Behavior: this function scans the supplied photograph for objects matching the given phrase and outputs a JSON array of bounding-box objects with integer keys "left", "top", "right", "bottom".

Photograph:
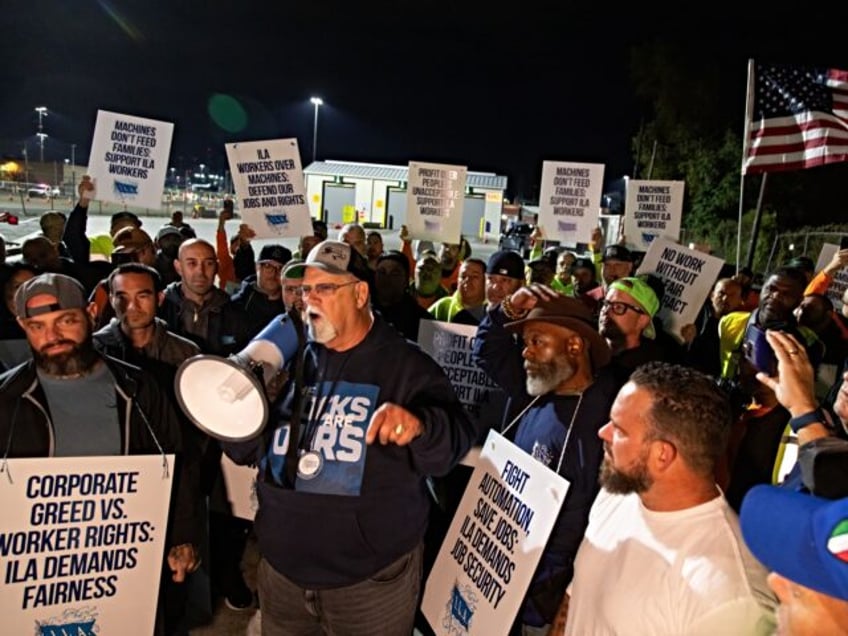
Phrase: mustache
[{"left": 39, "top": 339, "right": 77, "bottom": 353}]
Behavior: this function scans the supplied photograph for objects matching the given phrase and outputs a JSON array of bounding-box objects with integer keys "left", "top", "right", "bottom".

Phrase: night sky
[{"left": 3, "top": 2, "right": 846, "bottom": 200}]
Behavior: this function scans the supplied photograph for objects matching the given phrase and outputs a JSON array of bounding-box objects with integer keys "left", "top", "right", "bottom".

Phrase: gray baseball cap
[
  {"left": 14, "top": 273, "right": 87, "bottom": 318},
  {"left": 304, "top": 240, "right": 370, "bottom": 281}
]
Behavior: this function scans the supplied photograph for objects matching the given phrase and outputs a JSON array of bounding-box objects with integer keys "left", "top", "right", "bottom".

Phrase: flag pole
[
  {"left": 745, "top": 172, "right": 768, "bottom": 270},
  {"left": 737, "top": 58, "right": 756, "bottom": 273}
]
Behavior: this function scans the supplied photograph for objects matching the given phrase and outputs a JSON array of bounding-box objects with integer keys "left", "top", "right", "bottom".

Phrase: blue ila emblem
[
  {"left": 37, "top": 607, "right": 98, "bottom": 635},
  {"left": 641, "top": 233, "right": 657, "bottom": 245},
  {"left": 441, "top": 582, "right": 478, "bottom": 634},
  {"left": 112, "top": 180, "right": 138, "bottom": 196},
  {"left": 265, "top": 213, "right": 289, "bottom": 226}
]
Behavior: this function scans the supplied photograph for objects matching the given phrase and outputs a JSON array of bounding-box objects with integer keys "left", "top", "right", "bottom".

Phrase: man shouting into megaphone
[{"left": 223, "top": 239, "right": 481, "bottom": 635}]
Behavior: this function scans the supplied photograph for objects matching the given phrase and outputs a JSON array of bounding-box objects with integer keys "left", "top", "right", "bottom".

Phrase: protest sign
[
  {"left": 225, "top": 138, "right": 313, "bottom": 239},
  {"left": 537, "top": 161, "right": 604, "bottom": 245},
  {"left": 86, "top": 110, "right": 174, "bottom": 210},
  {"left": 0, "top": 455, "right": 173, "bottom": 635},
  {"left": 815, "top": 244, "right": 848, "bottom": 312},
  {"left": 406, "top": 161, "right": 467, "bottom": 243},
  {"left": 421, "top": 430, "right": 568, "bottom": 635},
  {"left": 623, "top": 180, "right": 685, "bottom": 251},
  {"left": 220, "top": 455, "right": 257, "bottom": 521},
  {"left": 637, "top": 238, "right": 724, "bottom": 342},
  {"left": 417, "top": 320, "right": 509, "bottom": 430}
]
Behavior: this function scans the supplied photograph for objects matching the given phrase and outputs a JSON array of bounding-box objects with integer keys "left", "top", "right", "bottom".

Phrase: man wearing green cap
[{"left": 599, "top": 276, "right": 664, "bottom": 385}]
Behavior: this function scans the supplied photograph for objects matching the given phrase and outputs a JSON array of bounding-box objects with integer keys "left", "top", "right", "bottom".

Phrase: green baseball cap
[{"left": 609, "top": 277, "right": 660, "bottom": 339}]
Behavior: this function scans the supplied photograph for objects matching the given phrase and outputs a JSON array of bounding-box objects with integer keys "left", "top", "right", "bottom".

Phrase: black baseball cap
[
  {"left": 602, "top": 245, "right": 633, "bottom": 263},
  {"left": 258, "top": 244, "right": 292, "bottom": 266},
  {"left": 486, "top": 250, "right": 525, "bottom": 280},
  {"left": 572, "top": 257, "right": 596, "bottom": 275}
]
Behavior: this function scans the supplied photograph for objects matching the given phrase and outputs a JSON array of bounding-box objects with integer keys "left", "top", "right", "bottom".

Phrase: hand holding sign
[
  {"left": 167, "top": 543, "right": 201, "bottom": 583},
  {"left": 78, "top": 175, "right": 95, "bottom": 205}
]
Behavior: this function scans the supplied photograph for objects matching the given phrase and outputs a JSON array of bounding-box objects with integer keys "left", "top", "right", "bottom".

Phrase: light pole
[
  {"left": 70, "top": 144, "right": 76, "bottom": 194},
  {"left": 36, "top": 133, "right": 48, "bottom": 164},
  {"left": 35, "top": 106, "right": 48, "bottom": 162},
  {"left": 310, "top": 97, "right": 323, "bottom": 164},
  {"left": 22, "top": 143, "right": 29, "bottom": 188}
]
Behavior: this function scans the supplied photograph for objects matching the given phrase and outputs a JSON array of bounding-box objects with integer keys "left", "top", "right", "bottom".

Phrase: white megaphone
[{"left": 174, "top": 312, "right": 302, "bottom": 441}]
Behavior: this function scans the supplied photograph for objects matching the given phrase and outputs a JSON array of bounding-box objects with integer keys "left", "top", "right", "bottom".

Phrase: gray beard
[
  {"left": 524, "top": 355, "right": 575, "bottom": 396},
  {"left": 306, "top": 317, "right": 337, "bottom": 344}
]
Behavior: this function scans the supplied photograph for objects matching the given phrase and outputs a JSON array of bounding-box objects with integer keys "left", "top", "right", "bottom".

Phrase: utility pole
[
  {"left": 70, "top": 144, "right": 77, "bottom": 194},
  {"left": 35, "top": 106, "right": 48, "bottom": 162}
]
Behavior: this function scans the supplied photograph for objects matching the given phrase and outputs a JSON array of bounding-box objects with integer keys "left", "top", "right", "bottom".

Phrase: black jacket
[
  {"left": 223, "top": 314, "right": 480, "bottom": 588},
  {"left": 230, "top": 275, "right": 286, "bottom": 338},
  {"left": 0, "top": 357, "right": 201, "bottom": 547},
  {"left": 159, "top": 282, "right": 251, "bottom": 356}
]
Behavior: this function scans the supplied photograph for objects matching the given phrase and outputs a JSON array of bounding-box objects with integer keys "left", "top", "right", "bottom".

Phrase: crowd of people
[{"left": 1, "top": 177, "right": 848, "bottom": 635}]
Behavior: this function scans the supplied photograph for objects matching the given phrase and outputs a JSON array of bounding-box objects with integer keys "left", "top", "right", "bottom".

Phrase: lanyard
[{"left": 502, "top": 392, "right": 585, "bottom": 476}]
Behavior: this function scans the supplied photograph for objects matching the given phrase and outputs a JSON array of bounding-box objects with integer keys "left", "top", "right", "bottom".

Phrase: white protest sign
[
  {"left": 220, "top": 455, "right": 257, "bottom": 521},
  {"left": 537, "top": 161, "right": 605, "bottom": 245},
  {"left": 623, "top": 180, "right": 685, "bottom": 251},
  {"left": 417, "top": 320, "right": 509, "bottom": 429},
  {"left": 421, "top": 430, "right": 569, "bottom": 635},
  {"left": 0, "top": 455, "right": 174, "bottom": 635},
  {"left": 406, "top": 161, "right": 467, "bottom": 244},
  {"left": 637, "top": 238, "right": 724, "bottom": 343},
  {"left": 225, "top": 138, "right": 313, "bottom": 239},
  {"left": 815, "top": 244, "right": 848, "bottom": 312},
  {"left": 87, "top": 110, "right": 174, "bottom": 210}
]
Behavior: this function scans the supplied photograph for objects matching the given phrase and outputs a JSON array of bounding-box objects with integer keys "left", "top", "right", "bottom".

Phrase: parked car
[
  {"left": 498, "top": 222, "right": 534, "bottom": 258},
  {"left": 26, "top": 184, "right": 60, "bottom": 198}
]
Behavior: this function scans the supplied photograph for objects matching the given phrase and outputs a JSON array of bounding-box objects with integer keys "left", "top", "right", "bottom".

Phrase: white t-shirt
[{"left": 564, "top": 489, "right": 776, "bottom": 636}]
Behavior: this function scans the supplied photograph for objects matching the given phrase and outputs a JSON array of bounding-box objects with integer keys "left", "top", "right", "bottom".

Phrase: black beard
[
  {"left": 599, "top": 456, "right": 653, "bottom": 494},
  {"left": 599, "top": 317, "right": 626, "bottom": 347},
  {"left": 34, "top": 337, "right": 100, "bottom": 377}
]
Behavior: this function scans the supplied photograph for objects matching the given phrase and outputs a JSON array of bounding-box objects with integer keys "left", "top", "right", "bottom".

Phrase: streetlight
[
  {"left": 36, "top": 133, "right": 48, "bottom": 163},
  {"left": 35, "top": 106, "right": 48, "bottom": 162},
  {"left": 22, "top": 143, "right": 29, "bottom": 188},
  {"left": 310, "top": 97, "right": 323, "bottom": 164},
  {"left": 70, "top": 144, "right": 76, "bottom": 195}
]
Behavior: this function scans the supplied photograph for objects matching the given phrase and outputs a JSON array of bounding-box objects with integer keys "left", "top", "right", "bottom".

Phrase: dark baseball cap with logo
[
  {"left": 304, "top": 240, "right": 370, "bottom": 281},
  {"left": 602, "top": 245, "right": 634, "bottom": 263},
  {"left": 572, "top": 257, "right": 596, "bottom": 275},
  {"left": 258, "top": 244, "right": 293, "bottom": 267},
  {"left": 14, "top": 273, "right": 87, "bottom": 318},
  {"left": 486, "top": 250, "right": 525, "bottom": 280}
]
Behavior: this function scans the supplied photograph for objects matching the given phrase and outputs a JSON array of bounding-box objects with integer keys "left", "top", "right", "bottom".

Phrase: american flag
[{"left": 742, "top": 62, "right": 848, "bottom": 174}]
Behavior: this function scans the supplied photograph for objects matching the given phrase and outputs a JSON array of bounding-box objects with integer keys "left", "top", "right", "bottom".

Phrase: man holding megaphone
[{"left": 211, "top": 239, "right": 479, "bottom": 635}]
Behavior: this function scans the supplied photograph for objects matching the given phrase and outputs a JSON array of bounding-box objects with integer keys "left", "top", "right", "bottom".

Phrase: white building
[{"left": 303, "top": 160, "right": 508, "bottom": 239}]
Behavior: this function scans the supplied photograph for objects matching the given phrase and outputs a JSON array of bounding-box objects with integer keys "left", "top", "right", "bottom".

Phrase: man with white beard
[
  {"left": 222, "top": 240, "right": 479, "bottom": 635},
  {"left": 473, "top": 286, "right": 618, "bottom": 634}
]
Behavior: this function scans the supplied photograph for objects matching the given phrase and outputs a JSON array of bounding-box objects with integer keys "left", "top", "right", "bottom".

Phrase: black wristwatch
[{"left": 789, "top": 408, "right": 831, "bottom": 434}]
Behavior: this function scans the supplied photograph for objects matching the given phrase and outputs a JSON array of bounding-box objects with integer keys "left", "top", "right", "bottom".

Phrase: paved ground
[
  {"left": 190, "top": 533, "right": 261, "bottom": 635},
  {"left": 0, "top": 197, "right": 500, "bottom": 262}
]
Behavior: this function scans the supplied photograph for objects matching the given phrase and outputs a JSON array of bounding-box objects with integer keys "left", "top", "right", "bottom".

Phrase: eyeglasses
[
  {"left": 259, "top": 262, "right": 283, "bottom": 273},
  {"left": 299, "top": 281, "right": 358, "bottom": 298},
  {"left": 600, "top": 299, "right": 645, "bottom": 316},
  {"left": 283, "top": 285, "right": 303, "bottom": 295}
]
